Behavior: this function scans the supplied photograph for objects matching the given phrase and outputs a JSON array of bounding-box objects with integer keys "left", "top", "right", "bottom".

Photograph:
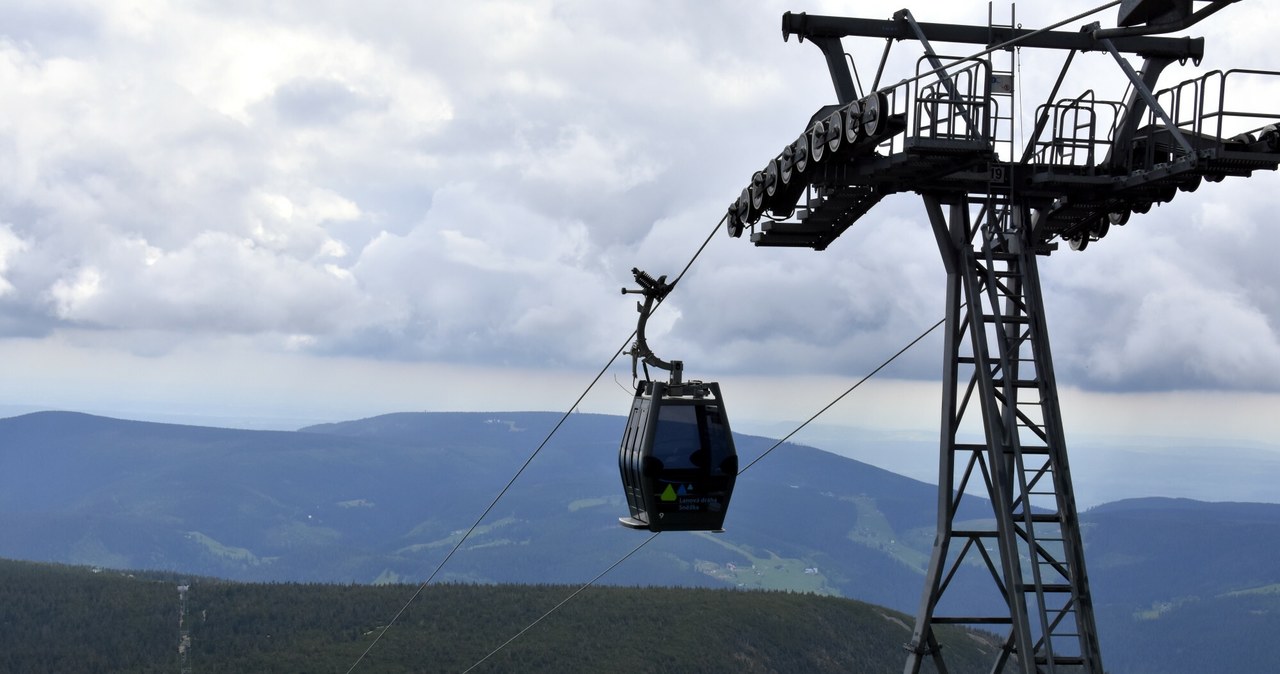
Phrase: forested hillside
[{"left": 0, "top": 559, "right": 999, "bottom": 673}]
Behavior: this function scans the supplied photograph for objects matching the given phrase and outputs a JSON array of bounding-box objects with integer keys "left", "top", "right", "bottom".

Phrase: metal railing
[
  {"left": 1156, "top": 68, "right": 1280, "bottom": 142},
  {"left": 912, "top": 57, "right": 992, "bottom": 145},
  {"left": 1031, "top": 91, "right": 1124, "bottom": 168}
]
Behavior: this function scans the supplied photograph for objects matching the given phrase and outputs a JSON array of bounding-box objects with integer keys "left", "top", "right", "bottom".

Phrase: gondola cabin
[{"left": 617, "top": 379, "right": 738, "bottom": 532}]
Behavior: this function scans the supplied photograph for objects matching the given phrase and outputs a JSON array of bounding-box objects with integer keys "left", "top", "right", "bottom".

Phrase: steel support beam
[
  {"left": 782, "top": 11, "right": 1204, "bottom": 60},
  {"left": 904, "top": 195, "right": 1103, "bottom": 673}
]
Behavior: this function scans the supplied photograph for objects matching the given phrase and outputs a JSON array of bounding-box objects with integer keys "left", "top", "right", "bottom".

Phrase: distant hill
[
  {"left": 0, "top": 410, "right": 980, "bottom": 612},
  {"left": 1, "top": 410, "right": 1278, "bottom": 672},
  {"left": 1082, "top": 497, "right": 1280, "bottom": 674},
  {"left": 0, "top": 558, "right": 1001, "bottom": 673}
]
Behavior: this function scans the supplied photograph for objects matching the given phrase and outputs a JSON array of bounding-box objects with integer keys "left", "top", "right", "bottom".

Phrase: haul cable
[
  {"left": 460, "top": 532, "right": 660, "bottom": 673},
  {"left": 434, "top": 3, "right": 1130, "bottom": 668},
  {"left": 458, "top": 312, "right": 949, "bottom": 671},
  {"left": 344, "top": 215, "right": 725, "bottom": 673}
]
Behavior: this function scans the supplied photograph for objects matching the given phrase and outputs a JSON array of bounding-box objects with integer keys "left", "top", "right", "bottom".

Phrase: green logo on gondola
[{"left": 660, "top": 484, "right": 678, "bottom": 502}]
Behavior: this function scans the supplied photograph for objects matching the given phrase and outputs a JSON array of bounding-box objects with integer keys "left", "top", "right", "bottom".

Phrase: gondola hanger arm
[{"left": 621, "top": 267, "right": 684, "bottom": 386}]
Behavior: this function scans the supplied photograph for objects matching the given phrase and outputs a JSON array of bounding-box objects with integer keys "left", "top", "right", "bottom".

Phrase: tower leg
[{"left": 904, "top": 194, "right": 1103, "bottom": 673}]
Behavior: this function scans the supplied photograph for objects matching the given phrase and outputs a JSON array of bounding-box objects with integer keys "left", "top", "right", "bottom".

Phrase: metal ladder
[
  {"left": 905, "top": 195, "right": 1104, "bottom": 672},
  {"left": 976, "top": 217, "right": 1101, "bottom": 671},
  {"left": 988, "top": 2, "right": 1017, "bottom": 164}
]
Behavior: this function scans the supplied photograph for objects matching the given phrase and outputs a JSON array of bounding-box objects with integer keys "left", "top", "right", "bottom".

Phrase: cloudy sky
[{"left": 0, "top": 0, "right": 1277, "bottom": 465}]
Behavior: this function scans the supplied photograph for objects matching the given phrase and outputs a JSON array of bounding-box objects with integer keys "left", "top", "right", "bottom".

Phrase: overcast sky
[{"left": 0, "top": 1, "right": 1277, "bottom": 456}]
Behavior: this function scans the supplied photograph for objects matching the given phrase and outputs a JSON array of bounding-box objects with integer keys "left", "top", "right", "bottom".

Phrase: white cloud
[
  {"left": 340, "top": 182, "right": 631, "bottom": 364},
  {"left": 247, "top": 188, "right": 358, "bottom": 258},
  {"left": 1043, "top": 171, "right": 1280, "bottom": 391},
  {"left": 49, "top": 266, "right": 102, "bottom": 318},
  {"left": 0, "top": 224, "right": 29, "bottom": 295},
  {"left": 0, "top": 0, "right": 1276, "bottom": 412}
]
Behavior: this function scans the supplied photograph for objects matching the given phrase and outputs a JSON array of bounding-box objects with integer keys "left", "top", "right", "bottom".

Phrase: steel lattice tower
[{"left": 724, "top": 2, "right": 1273, "bottom": 671}]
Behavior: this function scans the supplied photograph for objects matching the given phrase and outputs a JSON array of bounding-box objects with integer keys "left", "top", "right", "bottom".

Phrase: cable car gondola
[
  {"left": 616, "top": 268, "right": 738, "bottom": 533},
  {"left": 618, "top": 378, "right": 737, "bottom": 532}
]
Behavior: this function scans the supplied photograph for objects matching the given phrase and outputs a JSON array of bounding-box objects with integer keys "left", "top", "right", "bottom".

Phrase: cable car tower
[{"left": 725, "top": 1, "right": 1275, "bottom": 671}]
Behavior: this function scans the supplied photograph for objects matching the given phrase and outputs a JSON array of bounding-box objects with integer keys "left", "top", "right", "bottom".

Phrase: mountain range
[{"left": 1, "top": 410, "right": 1277, "bottom": 672}]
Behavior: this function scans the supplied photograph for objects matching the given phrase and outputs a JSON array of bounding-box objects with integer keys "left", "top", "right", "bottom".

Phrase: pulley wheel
[
  {"left": 843, "top": 100, "right": 863, "bottom": 145},
  {"left": 809, "top": 121, "right": 827, "bottom": 164},
  {"left": 1264, "top": 125, "right": 1280, "bottom": 151},
  {"left": 749, "top": 171, "right": 765, "bottom": 211},
  {"left": 1068, "top": 235, "right": 1089, "bottom": 251},
  {"left": 824, "top": 109, "right": 843, "bottom": 154},
  {"left": 726, "top": 202, "right": 744, "bottom": 237},
  {"left": 1108, "top": 210, "right": 1130, "bottom": 226},
  {"left": 780, "top": 145, "right": 796, "bottom": 184},
  {"left": 862, "top": 91, "right": 887, "bottom": 138},
  {"left": 739, "top": 187, "right": 758, "bottom": 224},
  {"left": 791, "top": 135, "right": 809, "bottom": 174},
  {"left": 764, "top": 159, "right": 780, "bottom": 197},
  {"left": 729, "top": 193, "right": 748, "bottom": 229},
  {"left": 1091, "top": 217, "right": 1110, "bottom": 239}
]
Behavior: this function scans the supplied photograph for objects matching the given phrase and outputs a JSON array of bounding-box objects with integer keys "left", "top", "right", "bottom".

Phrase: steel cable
[
  {"left": 458, "top": 312, "right": 948, "bottom": 671},
  {"left": 435, "top": 5, "right": 1129, "bottom": 669},
  {"left": 460, "top": 532, "right": 661, "bottom": 673},
  {"left": 738, "top": 314, "right": 947, "bottom": 475},
  {"left": 344, "top": 215, "right": 725, "bottom": 673}
]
